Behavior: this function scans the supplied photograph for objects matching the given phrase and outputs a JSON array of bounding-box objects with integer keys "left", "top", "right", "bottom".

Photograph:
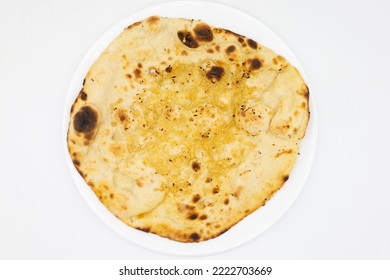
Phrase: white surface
[
  {"left": 0, "top": 0, "right": 389, "bottom": 259},
  {"left": 63, "top": 1, "right": 317, "bottom": 256}
]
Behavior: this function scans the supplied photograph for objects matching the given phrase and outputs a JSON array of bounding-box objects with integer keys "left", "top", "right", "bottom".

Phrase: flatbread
[{"left": 67, "top": 16, "right": 309, "bottom": 242}]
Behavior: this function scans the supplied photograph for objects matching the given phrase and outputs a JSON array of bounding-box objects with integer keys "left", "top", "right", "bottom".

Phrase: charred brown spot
[
  {"left": 177, "top": 31, "right": 199, "bottom": 48},
  {"left": 205, "top": 177, "right": 213, "bottom": 183},
  {"left": 181, "top": 50, "right": 188, "bottom": 56},
  {"left": 193, "top": 23, "right": 213, "bottom": 42},
  {"left": 218, "top": 228, "right": 229, "bottom": 237},
  {"left": 275, "top": 149, "right": 293, "bottom": 158},
  {"left": 224, "top": 29, "right": 240, "bottom": 37},
  {"left": 121, "top": 204, "right": 130, "bottom": 210},
  {"left": 301, "top": 85, "right": 310, "bottom": 99},
  {"left": 189, "top": 232, "right": 200, "bottom": 241},
  {"left": 215, "top": 45, "right": 220, "bottom": 52},
  {"left": 118, "top": 111, "right": 126, "bottom": 122},
  {"left": 125, "top": 73, "right": 132, "bottom": 79},
  {"left": 109, "top": 193, "right": 114, "bottom": 199},
  {"left": 73, "top": 106, "right": 98, "bottom": 136},
  {"left": 272, "top": 55, "right": 286, "bottom": 66},
  {"left": 185, "top": 204, "right": 195, "bottom": 210},
  {"left": 137, "top": 63, "right": 143, "bottom": 68},
  {"left": 165, "top": 65, "right": 172, "bottom": 73},
  {"left": 192, "top": 194, "right": 201, "bottom": 203},
  {"left": 247, "top": 39, "right": 258, "bottom": 49},
  {"left": 192, "top": 161, "right": 201, "bottom": 172},
  {"left": 207, "top": 48, "right": 214, "bottom": 53},
  {"left": 73, "top": 159, "right": 80, "bottom": 166},
  {"left": 146, "top": 16, "right": 160, "bottom": 24},
  {"left": 199, "top": 214, "right": 208, "bottom": 220},
  {"left": 70, "top": 103, "right": 76, "bottom": 114},
  {"left": 126, "top": 21, "right": 141, "bottom": 29},
  {"left": 233, "top": 186, "right": 243, "bottom": 198},
  {"left": 224, "top": 198, "right": 230, "bottom": 205},
  {"left": 80, "top": 89, "right": 88, "bottom": 101},
  {"left": 212, "top": 186, "right": 220, "bottom": 194},
  {"left": 250, "top": 58, "right": 262, "bottom": 70},
  {"left": 135, "top": 178, "right": 143, "bottom": 188},
  {"left": 206, "top": 66, "right": 225, "bottom": 83},
  {"left": 134, "top": 68, "right": 141, "bottom": 78},
  {"left": 225, "top": 45, "right": 236, "bottom": 54},
  {"left": 75, "top": 167, "right": 85, "bottom": 179},
  {"left": 187, "top": 213, "right": 198, "bottom": 220},
  {"left": 136, "top": 227, "right": 151, "bottom": 233},
  {"left": 237, "top": 37, "right": 244, "bottom": 43},
  {"left": 283, "top": 175, "right": 290, "bottom": 182}
]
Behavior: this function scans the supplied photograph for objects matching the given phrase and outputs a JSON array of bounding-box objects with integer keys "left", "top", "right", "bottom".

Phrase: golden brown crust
[{"left": 67, "top": 16, "right": 309, "bottom": 242}]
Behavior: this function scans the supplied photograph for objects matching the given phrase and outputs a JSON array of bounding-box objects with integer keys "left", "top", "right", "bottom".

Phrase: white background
[{"left": 0, "top": 0, "right": 389, "bottom": 259}]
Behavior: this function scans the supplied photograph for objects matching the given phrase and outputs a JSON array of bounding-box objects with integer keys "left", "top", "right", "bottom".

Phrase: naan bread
[{"left": 67, "top": 16, "right": 309, "bottom": 242}]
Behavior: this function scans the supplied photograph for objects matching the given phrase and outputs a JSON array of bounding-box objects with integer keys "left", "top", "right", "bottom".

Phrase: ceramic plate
[{"left": 63, "top": 1, "right": 317, "bottom": 256}]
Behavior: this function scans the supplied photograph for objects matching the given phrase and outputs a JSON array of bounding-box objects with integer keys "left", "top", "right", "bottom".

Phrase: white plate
[{"left": 63, "top": 1, "right": 317, "bottom": 256}]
